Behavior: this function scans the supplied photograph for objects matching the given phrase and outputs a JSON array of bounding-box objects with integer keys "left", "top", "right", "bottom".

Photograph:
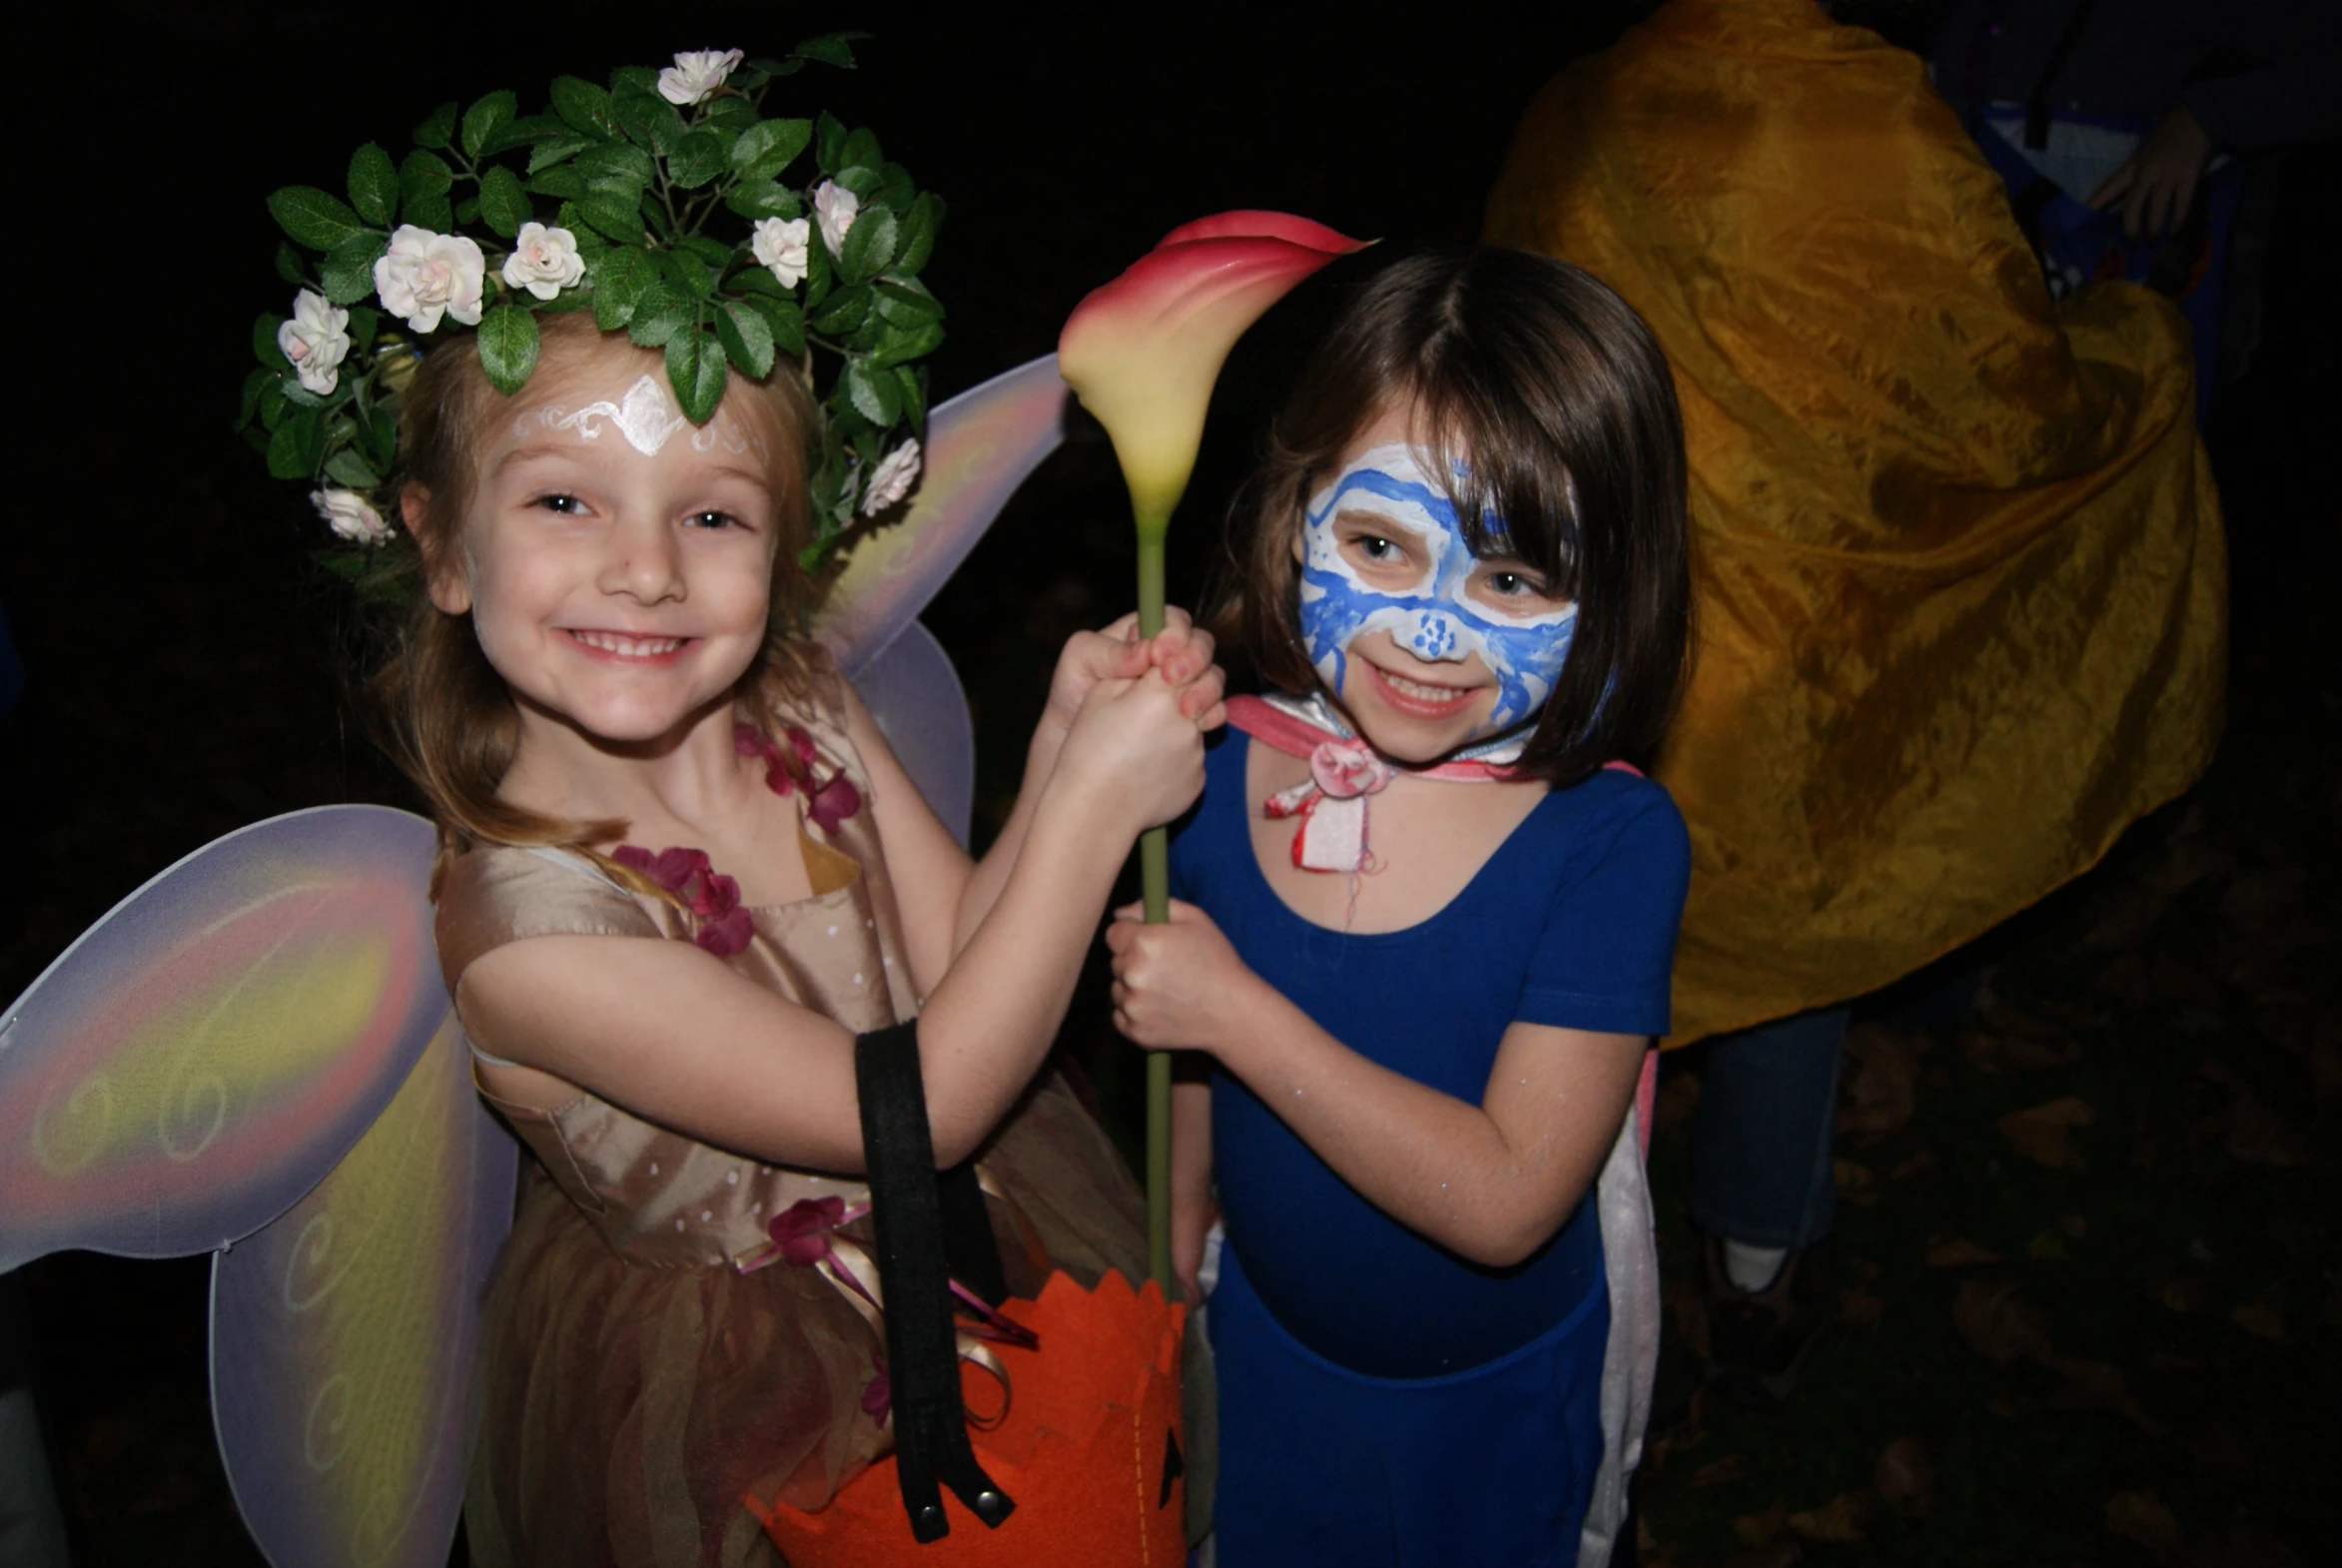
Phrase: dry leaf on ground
[
  {"left": 1787, "top": 1493, "right": 1869, "bottom": 1544},
  {"left": 1838, "top": 1286, "right": 1886, "bottom": 1329},
  {"left": 1719, "top": 1545, "right": 1803, "bottom": 1568},
  {"left": 1691, "top": 1454, "right": 1747, "bottom": 1488},
  {"left": 2225, "top": 1093, "right": 2307, "bottom": 1168},
  {"left": 2044, "top": 1356, "right": 2166, "bottom": 1436},
  {"left": 1874, "top": 1436, "right": 1937, "bottom": 1517},
  {"left": 1839, "top": 1027, "right": 1926, "bottom": 1143},
  {"left": 1997, "top": 1096, "right": 2096, "bottom": 1169},
  {"left": 1733, "top": 1504, "right": 1789, "bottom": 1547},
  {"left": 2106, "top": 1490, "right": 2184, "bottom": 1564},
  {"left": 2231, "top": 1302, "right": 2288, "bottom": 1342},
  {"left": 1926, "top": 1238, "right": 2005, "bottom": 1267},
  {"left": 1952, "top": 1277, "right": 2052, "bottom": 1363}
]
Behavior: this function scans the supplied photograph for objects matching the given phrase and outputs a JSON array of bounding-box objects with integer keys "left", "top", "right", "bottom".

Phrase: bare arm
[
  {"left": 1109, "top": 901, "right": 1645, "bottom": 1267},
  {"left": 1170, "top": 1072, "right": 1214, "bottom": 1298},
  {"left": 461, "top": 669, "right": 1209, "bottom": 1171},
  {"left": 949, "top": 613, "right": 1224, "bottom": 960}
]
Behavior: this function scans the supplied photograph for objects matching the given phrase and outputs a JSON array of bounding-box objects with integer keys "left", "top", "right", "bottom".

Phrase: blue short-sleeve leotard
[{"left": 1170, "top": 724, "right": 1688, "bottom": 1568}]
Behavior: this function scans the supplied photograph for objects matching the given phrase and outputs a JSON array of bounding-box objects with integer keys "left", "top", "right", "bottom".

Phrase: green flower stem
[{"left": 1136, "top": 509, "right": 1172, "bottom": 1290}]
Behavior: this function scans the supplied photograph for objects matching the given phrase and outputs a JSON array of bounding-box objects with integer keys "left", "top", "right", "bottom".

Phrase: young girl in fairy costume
[
  {"left": 390, "top": 304, "right": 1217, "bottom": 1563},
  {"left": 394, "top": 302, "right": 1222, "bottom": 1567},
  {"left": 1108, "top": 249, "right": 1692, "bottom": 1567}
]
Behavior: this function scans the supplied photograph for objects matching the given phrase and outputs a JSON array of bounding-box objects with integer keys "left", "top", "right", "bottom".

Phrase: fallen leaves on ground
[
  {"left": 1996, "top": 1096, "right": 2096, "bottom": 1169},
  {"left": 1874, "top": 1437, "right": 1936, "bottom": 1517},
  {"left": 1691, "top": 1454, "right": 1747, "bottom": 1488},
  {"left": 1839, "top": 1026, "right": 1927, "bottom": 1143},
  {"left": 1925, "top": 1238, "right": 2004, "bottom": 1267},
  {"left": 1786, "top": 1492, "right": 1868, "bottom": 1544},
  {"left": 2042, "top": 1356, "right": 2165, "bottom": 1435},
  {"left": 2107, "top": 1490, "right": 2184, "bottom": 1563},
  {"left": 2224, "top": 1092, "right": 2307, "bottom": 1168},
  {"left": 1952, "top": 1277, "right": 2053, "bottom": 1363},
  {"left": 1837, "top": 1286, "right": 1886, "bottom": 1329},
  {"left": 2229, "top": 1301, "right": 2288, "bottom": 1341}
]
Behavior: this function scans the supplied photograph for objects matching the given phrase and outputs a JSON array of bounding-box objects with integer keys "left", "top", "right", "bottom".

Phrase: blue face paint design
[{"left": 1296, "top": 443, "right": 1576, "bottom": 733}]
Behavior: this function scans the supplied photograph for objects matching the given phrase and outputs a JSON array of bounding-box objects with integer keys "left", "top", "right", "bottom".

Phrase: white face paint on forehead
[
  {"left": 1297, "top": 442, "right": 1577, "bottom": 732},
  {"left": 512, "top": 372, "right": 763, "bottom": 458}
]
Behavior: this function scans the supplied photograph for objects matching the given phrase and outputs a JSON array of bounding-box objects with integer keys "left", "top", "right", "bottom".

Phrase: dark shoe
[{"left": 1702, "top": 1236, "right": 1836, "bottom": 1408}]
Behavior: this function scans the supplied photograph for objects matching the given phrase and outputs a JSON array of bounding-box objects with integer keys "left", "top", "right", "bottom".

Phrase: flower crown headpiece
[{"left": 241, "top": 37, "right": 941, "bottom": 569}]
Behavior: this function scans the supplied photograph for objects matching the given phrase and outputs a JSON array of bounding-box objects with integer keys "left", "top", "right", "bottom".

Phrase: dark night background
[{"left": 4, "top": 2, "right": 2334, "bottom": 1563}]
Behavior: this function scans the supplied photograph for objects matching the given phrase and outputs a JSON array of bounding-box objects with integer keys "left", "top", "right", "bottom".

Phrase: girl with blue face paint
[{"left": 1107, "top": 249, "right": 1693, "bottom": 1568}]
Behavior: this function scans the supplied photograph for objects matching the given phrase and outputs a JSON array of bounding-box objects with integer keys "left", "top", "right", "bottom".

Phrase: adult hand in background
[{"left": 2091, "top": 103, "right": 2211, "bottom": 241}]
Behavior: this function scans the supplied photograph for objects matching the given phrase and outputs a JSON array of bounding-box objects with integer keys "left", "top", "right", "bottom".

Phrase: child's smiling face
[
  {"left": 1295, "top": 404, "right": 1578, "bottom": 762},
  {"left": 424, "top": 336, "right": 783, "bottom": 749}
]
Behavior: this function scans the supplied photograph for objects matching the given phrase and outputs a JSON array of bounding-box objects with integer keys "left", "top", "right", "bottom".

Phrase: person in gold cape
[{"left": 1485, "top": 0, "right": 2224, "bottom": 1401}]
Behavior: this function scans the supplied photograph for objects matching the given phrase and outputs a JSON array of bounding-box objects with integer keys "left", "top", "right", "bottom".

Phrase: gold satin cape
[{"left": 1485, "top": 0, "right": 2225, "bottom": 1044}]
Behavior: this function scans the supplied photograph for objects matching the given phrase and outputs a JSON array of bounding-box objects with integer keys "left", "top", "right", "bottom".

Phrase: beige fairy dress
[{"left": 434, "top": 669, "right": 1150, "bottom": 1568}]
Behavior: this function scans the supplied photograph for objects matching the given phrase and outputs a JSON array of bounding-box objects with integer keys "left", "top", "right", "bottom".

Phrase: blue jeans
[{"left": 1686, "top": 1007, "right": 1850, "bottom": 1250}]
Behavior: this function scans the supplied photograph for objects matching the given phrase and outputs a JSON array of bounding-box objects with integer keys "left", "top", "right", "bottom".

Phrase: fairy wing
[
  {"left": 0, "top": 804, "right": 509, "bottom": 1568},
  {"left": 815, "top": 352, "right": 1071, "bottom": 676},
  {"left": 819, "top": 355, "right": 1070, "bottom": 845}
]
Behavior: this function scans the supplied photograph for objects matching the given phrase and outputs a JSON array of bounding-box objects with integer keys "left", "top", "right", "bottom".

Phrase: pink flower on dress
[
  {"left": 769, "top": 1194, "right": 851, "bottom": 1266},
  {"left": 611, "top": 844, "right": 754, "bottom": 957},
  {"left": 735, "top": 721, "right": 862, "bottom": 832}
]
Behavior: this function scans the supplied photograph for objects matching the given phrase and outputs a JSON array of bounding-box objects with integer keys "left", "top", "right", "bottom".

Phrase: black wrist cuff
[{"left": 854, "top": 1018, "right": 1015, "bottom": 1542}]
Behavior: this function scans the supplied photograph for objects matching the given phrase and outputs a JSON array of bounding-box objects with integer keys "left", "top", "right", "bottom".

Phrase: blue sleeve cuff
[{"left": 1514, "top": 986, "right": 1670, "bottom": 1039}]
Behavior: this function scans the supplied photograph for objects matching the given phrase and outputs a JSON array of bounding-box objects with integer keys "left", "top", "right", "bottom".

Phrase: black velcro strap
[
  {"left": 855, "top": 1020, "right": 1015, "bottom": 1542},
  {"left": 938, "top": 1161, "right": 1009, "bottom": 1308}
]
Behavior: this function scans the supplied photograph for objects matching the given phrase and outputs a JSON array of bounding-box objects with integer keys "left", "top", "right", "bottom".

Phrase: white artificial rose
[
  {"left": 499, "top": 222, "right": 586, "bottom": 301},
  {"left": 374, "top": 225, "right": 486, "bottom": 333},
  {"left": 862, "top": 438, "right": 922, "bottom": 515},
  {"left": 277, "top": 289, "right": 351, "bottom": 395},
  {"left": 751, "top": 217, "right": 811, "bottom": 289},
  {"left": 814, "top": 181, "right": 859, "bottom": 258},
  {"left": 658, "top": 48, "right": 743, "bottom": 106},
  {"left": 311, "top": 487, "right": 393, "bottom": 546}
]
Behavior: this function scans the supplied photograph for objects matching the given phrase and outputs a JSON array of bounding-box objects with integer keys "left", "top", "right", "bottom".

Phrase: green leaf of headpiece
[
  {"left": 716, "top": 300, "right": 777, "bottom": 380},
  {"left": 526, "top": 134, "right": 599, "bottom": 174},
  {"left": 612, "top": 91, "right": 685, "bottom": 158},
  {"left": 732, "top": 118, "right": 813, "bottom": 181},
  {"left": 325, "top": 449, "right": 383, "bottom": 489},
  {"left": 574, "top": 191, "right": 647, "bottom": 245},
  {"left": 400, "top": 150, "right": 455, "bottom": 231},
  {"left": 348, "top": 143, "right": 398, "bottom": 227},
  {"left": 549, "top": 76, "right": 621, "bottom": 142},
  {"left": 841, "top": 357, "right": 899, "bottom": 424},
  {"left": 319, "top": 231, "right": 389, "bottom": 306},
  {"left": 269, "top": 186, "right": 368, "bottom": 252},
  {"left": 666, "top": 326, "right": 728, "bottom": 423},
  {"left": 460, "top": 91, "right": 518, "bottom": 159},
  {"left": 628, "top": 287, "right": 693, "bottom": 348},
  {"left": 590, "top": 247, "right": 647, "bottom": 330},
  {"left": 479, "top": 114, "right": 568, "bottom": 157},
  {"left": 476, "top": 303, "right": 542, "bottom": 394},
  {"left": 725, "top": 180, "right": 801, "bottom": 221},
  {"left": 668, "top": 129, "right": 728, "bottom": 190},
  {"left": 412, "top": 102, "right": 458, "bottom": 151},
  {"left": 814, "top": 112, "right": 847, "bottom": 175},
  {"left": 894, "top": 192, "right": 944, "bottom": 276},
  {"left": 743, "top": 293, "right": 806, "bottom": 357},
  {"left": 267, "top": 405, "right": 328, "bottom": 479},
  {"left": 274, "top": 244, "right": 309, "bottom": 287},
  {"left": 794, "top": 32, "right": 868, "bottom": 70},
  {"left": 477, "top": 165, "right": 532, "bottom": 239},
  {"left": 838, "top": 206, "right": 898, "bottom": 284}
]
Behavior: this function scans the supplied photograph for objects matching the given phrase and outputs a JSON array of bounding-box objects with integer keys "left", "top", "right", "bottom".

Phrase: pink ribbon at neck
[{"left": 1226, "top": 695, "right": 1517, "bottom": 876}]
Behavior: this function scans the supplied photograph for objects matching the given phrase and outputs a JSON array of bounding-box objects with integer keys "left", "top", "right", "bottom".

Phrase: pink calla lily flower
[
  {"left": 1058, "top": 210, "right": 1364, "bottom": 1289},
  {"left": 1059, "top": 212, "right": 1367, "bottom": 525}
]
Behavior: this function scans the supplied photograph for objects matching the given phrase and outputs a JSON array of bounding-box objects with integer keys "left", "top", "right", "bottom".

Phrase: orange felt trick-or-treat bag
[{"left": 751, "top": 1268, "right": 1188, "bottom": 1566}]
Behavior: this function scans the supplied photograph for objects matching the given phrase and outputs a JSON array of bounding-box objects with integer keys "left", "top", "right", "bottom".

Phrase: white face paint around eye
[
  {"left": 514, "top": 373, "right": 762, "bottom": 458},
  {"left": 1297, "top": 442, "right": 1576, "bottom": 732}
]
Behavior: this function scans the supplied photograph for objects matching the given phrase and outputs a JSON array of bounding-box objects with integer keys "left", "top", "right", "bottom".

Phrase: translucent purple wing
[
  {"left": 0, "top": 806, "right": 446, "bottom": 1272},
  {"left": 815, "top": 353, "right": 1070, "bottom": 675},
  {"left": 210, "top": 1010, "right": 515, "bottom": 1568},
  {"left": 850, "top": 619, "right": 976, "bottom": 847}
]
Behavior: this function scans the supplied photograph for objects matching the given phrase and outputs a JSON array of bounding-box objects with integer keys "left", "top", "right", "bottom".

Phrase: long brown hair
[
  {"left": 367, "top": 314, "right": 824, "bottom": 874},
  {"left": 1227, "top": 248, "right": 1691, "bottom": 781}
]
